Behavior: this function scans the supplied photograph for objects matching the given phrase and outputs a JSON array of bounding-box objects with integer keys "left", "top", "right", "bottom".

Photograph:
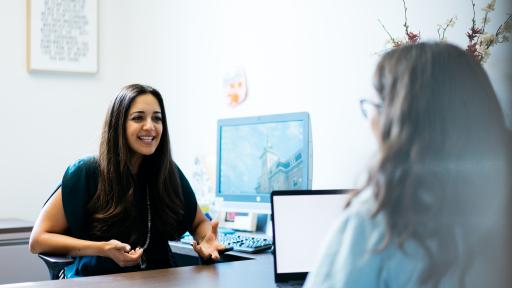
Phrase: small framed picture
[{"left": 26, "top": 0, "right": 98, "bottom": 73}]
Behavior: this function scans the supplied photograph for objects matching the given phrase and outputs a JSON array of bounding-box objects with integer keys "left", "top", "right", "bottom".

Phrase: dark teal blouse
[{"left": 54, "top": 156, "right": 197, "bottom": 277}]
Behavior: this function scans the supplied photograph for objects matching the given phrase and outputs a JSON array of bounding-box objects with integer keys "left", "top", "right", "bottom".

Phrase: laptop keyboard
[{"left": 180, "top": 232, "right": 273, "bottom": 253}]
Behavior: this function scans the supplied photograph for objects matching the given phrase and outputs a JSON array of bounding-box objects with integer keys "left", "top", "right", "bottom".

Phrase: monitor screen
[{"left": 216, "top": 112, "right": 312, "bottom": 205}]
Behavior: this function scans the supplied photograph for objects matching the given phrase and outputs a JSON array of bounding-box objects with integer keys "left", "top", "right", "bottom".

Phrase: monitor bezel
[{"left": 215, "top": 112, "right": 311, "bottom": 204}]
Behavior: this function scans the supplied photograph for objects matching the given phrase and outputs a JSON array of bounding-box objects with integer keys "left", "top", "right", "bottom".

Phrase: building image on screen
[
  {"left": 220, "top": 122, "right": 304, "bottom": 195},
  {"left": 219, "top": 117, "right": 308, "bottom": 199}
]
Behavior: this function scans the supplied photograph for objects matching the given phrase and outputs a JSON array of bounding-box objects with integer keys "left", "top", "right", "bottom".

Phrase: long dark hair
[
  {"left": 353, "top": 43, "right": 510, "bottom": 286},
  {"left": 88, "top": 84, "right": 185, "bottom": 242}
]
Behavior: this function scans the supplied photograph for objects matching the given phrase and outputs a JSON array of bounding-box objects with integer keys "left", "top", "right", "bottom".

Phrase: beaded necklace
[{"left": 139, "top": 188, "right": 151, "bottom": 269}]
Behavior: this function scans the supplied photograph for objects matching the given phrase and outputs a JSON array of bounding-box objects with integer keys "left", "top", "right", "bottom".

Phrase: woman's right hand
[{"left": 103, "top": 240, "right": 143, "bottom": 267}]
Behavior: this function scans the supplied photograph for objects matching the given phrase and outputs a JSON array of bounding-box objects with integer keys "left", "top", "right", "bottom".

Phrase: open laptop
[{"left": 271, "top": 189, "right": 351, "bottom": 287}]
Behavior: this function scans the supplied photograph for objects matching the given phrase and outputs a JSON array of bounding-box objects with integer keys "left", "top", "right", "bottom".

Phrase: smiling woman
[
  {"left": 29, "top": 84, "right": 226, "bottom": 278},
  {"left": 125, "top": 94, "right": 163, "bottom": 172}
]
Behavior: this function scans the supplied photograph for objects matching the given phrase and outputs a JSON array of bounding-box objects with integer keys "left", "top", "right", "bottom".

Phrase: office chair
[{"left": 37, "top": 254, "right": 74, "bottom": 280}]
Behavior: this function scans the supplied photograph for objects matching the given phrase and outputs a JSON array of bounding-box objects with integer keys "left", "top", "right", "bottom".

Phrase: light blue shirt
[{"left": 303, "top": 189, "right": 462, "bottom": 288}]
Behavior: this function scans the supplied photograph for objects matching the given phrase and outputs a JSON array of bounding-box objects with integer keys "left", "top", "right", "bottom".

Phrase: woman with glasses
[
  {"left": 29, "top": 84, "right": 226, "bottom": 278},
  {"left": 305, "top": 43, "right": 511, "bottom": 287}
]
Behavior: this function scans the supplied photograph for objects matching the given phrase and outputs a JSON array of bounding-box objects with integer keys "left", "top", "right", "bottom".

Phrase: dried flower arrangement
[{"left": 379, "top": 0, "right": 512, "bottom": 63}]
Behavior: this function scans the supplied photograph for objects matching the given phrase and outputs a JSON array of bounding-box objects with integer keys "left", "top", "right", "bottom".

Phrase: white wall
[{"left": 0, "top": 0, "right": 510, "bottom": 221}]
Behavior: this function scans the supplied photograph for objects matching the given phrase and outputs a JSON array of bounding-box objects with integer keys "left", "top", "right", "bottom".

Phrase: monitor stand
[
  {"left": 219, "top": 210, "right": 258, "bottom": 232},
  {"left": 211, "top": 198, "right": 272, "bottom": 235}
]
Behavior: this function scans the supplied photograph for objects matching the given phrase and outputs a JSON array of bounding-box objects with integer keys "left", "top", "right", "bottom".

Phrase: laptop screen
[{"left": 271, "top": 190, "right": 350, "bottom": 282}]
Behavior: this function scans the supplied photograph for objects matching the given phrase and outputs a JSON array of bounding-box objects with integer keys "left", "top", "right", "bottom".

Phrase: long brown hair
[
  {"left": 88, "top": 84, "right": 185, "bottom": 242},
  {"left": 352, "top": 43, "right": 510, "bottom": 287}
]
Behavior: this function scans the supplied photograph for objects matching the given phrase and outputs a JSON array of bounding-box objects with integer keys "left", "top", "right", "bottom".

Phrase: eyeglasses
[{"left": 359, "top": 99, "right": 383, "bottom": 119}]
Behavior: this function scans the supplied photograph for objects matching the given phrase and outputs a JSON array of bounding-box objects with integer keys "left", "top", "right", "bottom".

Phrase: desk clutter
[{"left": 180, "top": 231, "right": 273, "bottom": 254}]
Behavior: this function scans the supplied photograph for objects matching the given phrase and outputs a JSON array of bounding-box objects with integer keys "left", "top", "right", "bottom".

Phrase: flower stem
[
  {"left": 378, "top": 19, "right": 399, "bottom": 46},
  {"left": 402, "top": 0, "right": 410, "bottom": 34},
  {"left": 481, "top": 11, "right": 489, "bottom": 34}
]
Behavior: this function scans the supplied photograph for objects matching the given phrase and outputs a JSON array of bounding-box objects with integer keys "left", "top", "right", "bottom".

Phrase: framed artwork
[{"left": 26, "top": 0, "right": 98, "bottom": 73}]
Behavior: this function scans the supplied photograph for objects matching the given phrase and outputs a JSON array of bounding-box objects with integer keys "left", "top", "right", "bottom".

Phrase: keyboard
[{"left": 180, "top": 232, "right": 273, "bottom": 253}]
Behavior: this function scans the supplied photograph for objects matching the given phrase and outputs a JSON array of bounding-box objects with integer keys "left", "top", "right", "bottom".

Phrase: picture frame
[{"left": 26, "top": 0, "right": 98, "bottom": 73}]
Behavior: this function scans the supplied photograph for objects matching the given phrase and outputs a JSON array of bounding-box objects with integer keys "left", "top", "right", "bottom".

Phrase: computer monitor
[{"left": 215, "top": 112, "right": 312, "bottom": 213}]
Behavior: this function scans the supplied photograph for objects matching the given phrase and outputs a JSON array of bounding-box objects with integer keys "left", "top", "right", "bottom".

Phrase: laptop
[{"left": 271, "top": 189, "right": 351, "bottom": 287}]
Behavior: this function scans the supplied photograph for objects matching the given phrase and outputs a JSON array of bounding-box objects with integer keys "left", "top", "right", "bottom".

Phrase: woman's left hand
[{"left": 192, "top": 220, "right": 225, "bottom": 261}]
